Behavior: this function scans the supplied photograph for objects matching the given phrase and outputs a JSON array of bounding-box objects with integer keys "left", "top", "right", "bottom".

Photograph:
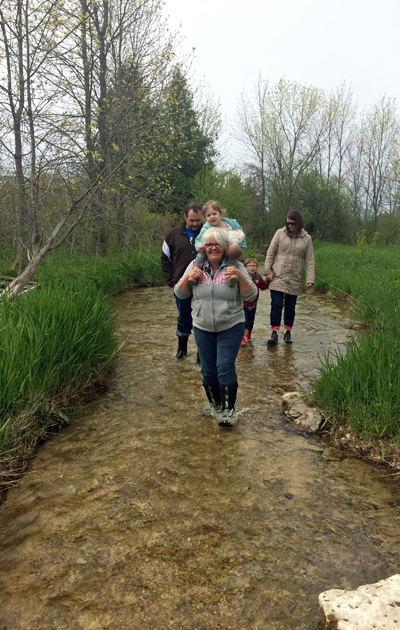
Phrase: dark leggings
[
  {"left": 244, "top": 306, "right": 257, "bottom": 330},
  {"left": 270, "top": 290, "right": 297, "bottom": 329}
]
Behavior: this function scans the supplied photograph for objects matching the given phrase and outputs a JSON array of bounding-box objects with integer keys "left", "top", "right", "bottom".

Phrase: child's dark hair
[{"left": 244, "top": 258, "right": 258, "bottom": 268}]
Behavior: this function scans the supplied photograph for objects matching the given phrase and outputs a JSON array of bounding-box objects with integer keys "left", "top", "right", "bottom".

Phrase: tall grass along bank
[
  {"left": 0, "top": 285, "right": 117, "bottom": 479},
  {"left": 312, "top": 242, "right": 400, "bottom": 460},
  {"left": 0, "top": 250, "right": 163, "bottom": 489}
]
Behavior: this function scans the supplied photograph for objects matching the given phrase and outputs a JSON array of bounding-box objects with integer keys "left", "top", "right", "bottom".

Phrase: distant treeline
[{"left": 1, "top": 1, "right": 399, "bottom": 279}]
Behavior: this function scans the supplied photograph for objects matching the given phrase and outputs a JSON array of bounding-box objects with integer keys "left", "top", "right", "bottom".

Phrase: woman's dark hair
[{"left": 286, "top": 210, "right": 303, "bottom": 237}]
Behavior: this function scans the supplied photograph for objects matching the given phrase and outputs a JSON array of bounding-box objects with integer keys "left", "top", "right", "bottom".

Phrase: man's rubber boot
[{"left": 176, "top": 336, "right": 188, "bottom": 359}]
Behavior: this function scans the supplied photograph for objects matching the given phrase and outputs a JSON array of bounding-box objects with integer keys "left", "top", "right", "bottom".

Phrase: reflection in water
[{"left": 0, "top": 288, "right": 399, "bottom": 630}]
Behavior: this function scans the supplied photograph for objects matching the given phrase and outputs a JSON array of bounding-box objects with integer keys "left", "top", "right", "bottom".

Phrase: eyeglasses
[
  {"left": 205, "top": 243, "right": 223, "bottom": 249},
  {"left": 286, "top": 221, "right": 296, "bottom": 226}
]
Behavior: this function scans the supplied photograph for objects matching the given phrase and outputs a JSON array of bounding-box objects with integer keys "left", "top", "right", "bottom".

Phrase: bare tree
[
  {"left": 0, "top": 0, "right": 80, "bottom": 269},
  {"left": 358, "top": 97, "right": 400, "bottom": 229},
  {"left": 235, "top": 76, "right": 326, "bottom": 211},
  {"left": 0, "top": 0, "right": 187, "bottom": 299},
  {"left": 234, "top": 76, "right": 269, "bottom": 212},
  {"left": 316, "top": 83, "right": 357, "bottom": 190}
]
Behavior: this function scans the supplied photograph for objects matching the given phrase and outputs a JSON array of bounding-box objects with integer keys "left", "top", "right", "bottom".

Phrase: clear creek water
[{"left": 0, "top": 287, "right": 400, "bottom": 630}]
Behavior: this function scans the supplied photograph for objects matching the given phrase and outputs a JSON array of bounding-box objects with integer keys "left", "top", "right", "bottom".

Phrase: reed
[
  {"left": 312, "top": 242, "right": 400, "bottom": 440},
  {"left": 36, "top": 249, "right": 164, "bottom": 294},
  {"left": 0, "top": 284, "right": 117, "bottom": 455},
  {"left": 0, "top": 249, "right": 163, "bottom": 473}
]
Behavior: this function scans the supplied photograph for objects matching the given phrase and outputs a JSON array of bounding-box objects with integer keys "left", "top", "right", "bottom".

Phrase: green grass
[
  {"left": 35, "top": 249, "right": 164, "bottom": 294},
  {"left": 0, "top": 248, "right": 163, "bottom": 471},
  {"left": 0, "top": 285, "right": 117, "bottom": 422},
  {"left": 312, "top": 242, "right": 400, "bottom": 441}
]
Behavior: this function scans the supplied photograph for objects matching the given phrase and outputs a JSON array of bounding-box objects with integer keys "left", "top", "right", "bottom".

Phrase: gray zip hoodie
[{"left": 174, "top": 257, "right": 257, "bottom": 333}]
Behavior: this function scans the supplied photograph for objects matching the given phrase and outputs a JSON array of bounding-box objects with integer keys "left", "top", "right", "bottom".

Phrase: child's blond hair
[
  {"left": 244, "top": 258, "right": 258, "bottom": 268},
  {"left": 202, "top": 200, "right": 227, "bottom": 220}
]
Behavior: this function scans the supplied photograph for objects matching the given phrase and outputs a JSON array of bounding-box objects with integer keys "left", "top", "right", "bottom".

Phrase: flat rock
[
  {"left": 319, "top": 574, "right": 400, "bottom": 629},
  {"left": 322, "top": 447, "right": 347, "bottom": 462},
  {"left": 282, "top": 392, "right": 322, "bottom": 433}
]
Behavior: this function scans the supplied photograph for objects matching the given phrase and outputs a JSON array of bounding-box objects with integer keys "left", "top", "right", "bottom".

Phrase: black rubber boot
[
  {"left": 268, "top": 330, "right": 278, "bottom": 345},
  {"left": 218, "top": 383, "right": 238, "bottom": 427},
  {"left": 175, "top": 336, "right": 188, "bottom": 359},
  {"left": 283, "top": 329, "right": 292, "bottom": 344},
  {"left": 203, "top": 382, "right": 221, "bottom": 417}
]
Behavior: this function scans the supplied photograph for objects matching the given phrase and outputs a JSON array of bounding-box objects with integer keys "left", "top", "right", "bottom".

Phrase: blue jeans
[
  {"left": 270, "top": 290, "right": 297, "bottom": 328},
  {"left": 193, "top": 323, "right": 245, "bottom": 386},
  {"left": 174, "top": 294, "right": 193, "bottom": 337}
]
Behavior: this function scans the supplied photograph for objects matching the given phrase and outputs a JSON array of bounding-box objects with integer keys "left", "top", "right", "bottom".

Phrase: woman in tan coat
[{"left": 264, "top": 210, "right": 315, "bottom": 345}]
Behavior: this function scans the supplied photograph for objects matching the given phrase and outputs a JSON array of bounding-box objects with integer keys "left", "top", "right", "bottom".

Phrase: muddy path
[{"left": 0, "top": 288, "right": 400, "bottom": 630}]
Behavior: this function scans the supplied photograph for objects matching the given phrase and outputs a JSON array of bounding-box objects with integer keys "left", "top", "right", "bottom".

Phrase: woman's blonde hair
[
  {"left": 202, "top": 200, "right": 227, "bottom": 219},
  {"left": 201, "top": 227, "right": 230, "bottom": 251}
]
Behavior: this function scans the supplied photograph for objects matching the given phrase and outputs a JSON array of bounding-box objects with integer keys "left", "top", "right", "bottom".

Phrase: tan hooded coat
[{"left": 264, "top": 227, "right": 315, "bottom": 296}]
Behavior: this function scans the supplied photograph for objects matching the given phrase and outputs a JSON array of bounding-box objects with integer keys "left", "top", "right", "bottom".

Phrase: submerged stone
[{"left": 282, "top": 391, "right": 322, "bottom": 433}]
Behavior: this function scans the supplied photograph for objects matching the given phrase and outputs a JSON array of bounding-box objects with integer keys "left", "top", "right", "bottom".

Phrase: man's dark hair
[{"left": 184, "top": 202, "right": 202, "bottom": 216}]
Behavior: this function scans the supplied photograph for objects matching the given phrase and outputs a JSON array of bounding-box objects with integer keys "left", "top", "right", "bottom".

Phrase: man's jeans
[
  {"left": 174, "top": 295, "right": 193, "bottom": 337},
  {"left": 193, "top": 323, "right": 245, "bottom": 386}
]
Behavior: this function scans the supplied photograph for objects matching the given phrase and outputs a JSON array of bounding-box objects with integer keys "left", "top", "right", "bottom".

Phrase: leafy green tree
[
  {"left": 155, "top": 67, "right": 216, "bottom": 212},
  {"left": 266, "top": 169, "right": 351, "bottom": 243},
  {"left": 191, "top": 166, "right": 267, "bottom": 243}
]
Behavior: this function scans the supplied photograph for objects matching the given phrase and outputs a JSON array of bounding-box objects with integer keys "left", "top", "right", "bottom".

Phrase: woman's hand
[
  {"left": 186, "top": 267, "right": 204, "bottom": 281},
  {"left": 306, "top": 282, "right": 313, "bottom": 290},
  {"left": 225, "top": 266, "right": 255, "bottom": 296},
  {"left": 266, "top": 273, "right": 274, "bottom": 282},
  {"left": 224, "top": 266, "right": 242, "bottom": 280},
  {"left": 177, "top": 266, "right": 204, "bottom": 291}
]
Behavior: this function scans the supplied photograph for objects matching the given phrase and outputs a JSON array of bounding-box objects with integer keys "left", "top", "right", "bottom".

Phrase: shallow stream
[{"left": 1, "top": 288, "right": 400, "bottom": 629}]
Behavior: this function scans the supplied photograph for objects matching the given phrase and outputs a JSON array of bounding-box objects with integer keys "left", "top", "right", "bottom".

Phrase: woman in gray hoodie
[{"left": 175, "top": 228, "right": 257, "bottom": 427}]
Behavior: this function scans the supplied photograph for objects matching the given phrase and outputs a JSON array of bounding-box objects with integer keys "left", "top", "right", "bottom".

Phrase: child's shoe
[
  {"left": 241, "top": 333, "right": 247, "bottom": 346},
  {"left": 228, "top": 274, "right": 239, "bottom": 288},
  {"left": 246, "top": 329, "right": 252, "bottom": 343},
  {"left": 188, "top": 265, "right": 203, "bottom": 286}
]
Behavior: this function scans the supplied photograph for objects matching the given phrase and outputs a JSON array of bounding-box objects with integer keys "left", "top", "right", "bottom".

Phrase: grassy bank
[
  {"left": 0, "top": 250, "right": 162, "bottom": 488},
  {"left": 311, "top": 242, "right": 400, "bottom": 464}
]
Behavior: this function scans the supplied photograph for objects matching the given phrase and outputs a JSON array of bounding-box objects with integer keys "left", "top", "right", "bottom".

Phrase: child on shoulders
[
  {"left": 188, "top": 200, "right": 246, "bottom": 288},
  {"left": 241, "top": 258, "right": 269, "bottom": 345}
]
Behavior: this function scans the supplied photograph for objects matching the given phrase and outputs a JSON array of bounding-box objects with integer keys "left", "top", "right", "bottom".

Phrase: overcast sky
[{"left": 163, "top": 0, "right": 400, "bottom": 165}]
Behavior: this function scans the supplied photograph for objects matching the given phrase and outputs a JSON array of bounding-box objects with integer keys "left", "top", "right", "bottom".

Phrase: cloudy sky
[{"left": 163, "top": 0, "right": 400, "bottom": 164}]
